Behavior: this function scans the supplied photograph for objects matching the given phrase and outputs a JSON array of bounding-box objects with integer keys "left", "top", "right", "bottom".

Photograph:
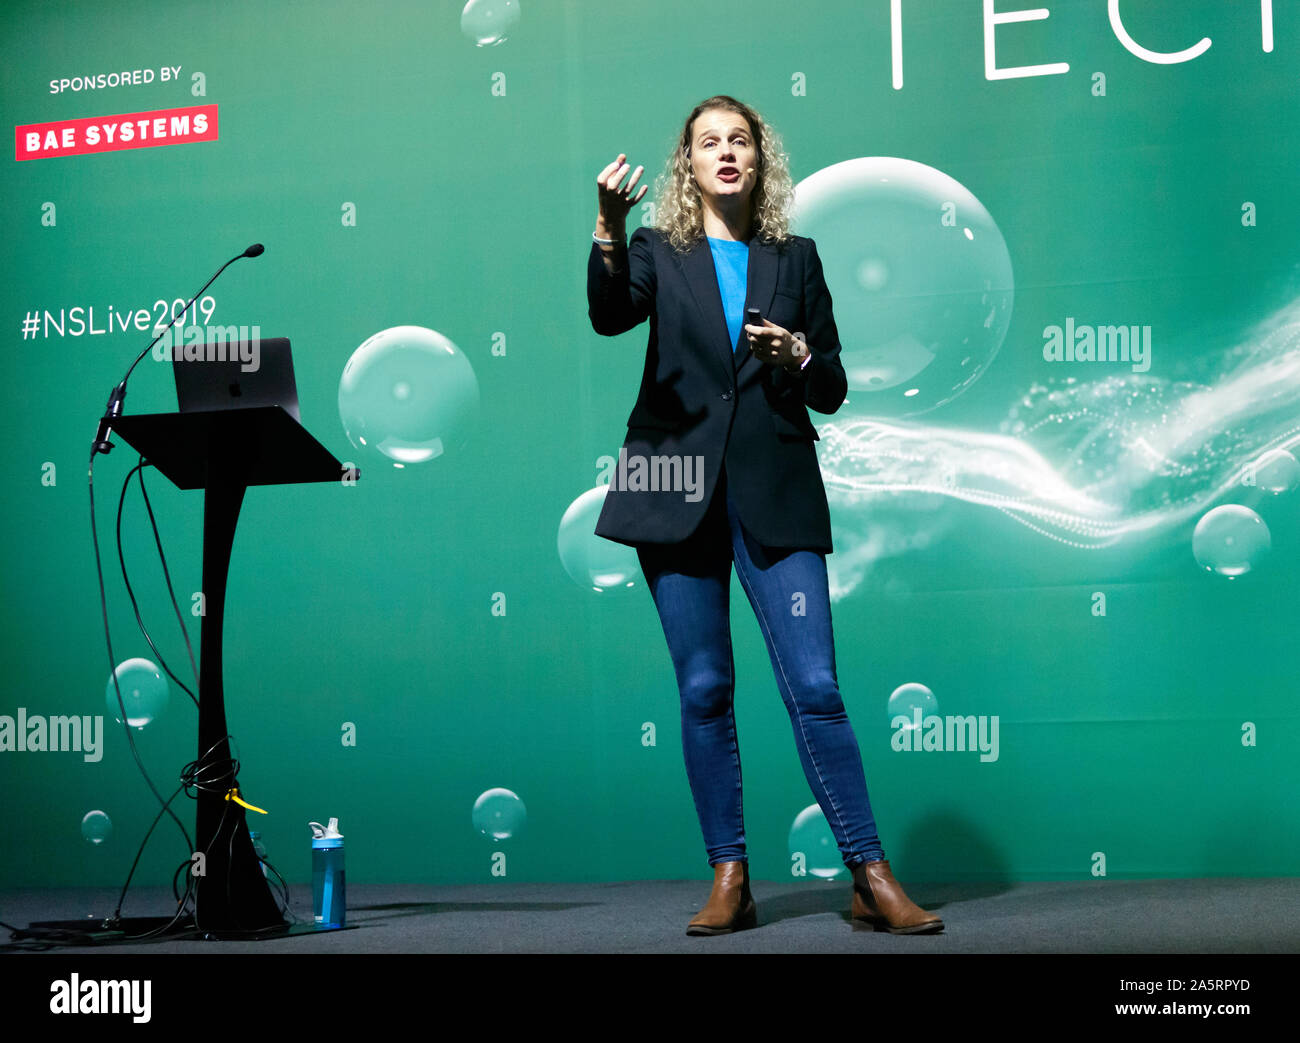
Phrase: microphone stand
[{"left": 91, "top": 244, "right": 264, "bottom": 458}]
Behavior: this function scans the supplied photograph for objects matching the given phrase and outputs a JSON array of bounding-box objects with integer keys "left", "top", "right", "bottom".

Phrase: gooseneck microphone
[{"left": 90, "top": 244, "right": 265, "bottom": 458}]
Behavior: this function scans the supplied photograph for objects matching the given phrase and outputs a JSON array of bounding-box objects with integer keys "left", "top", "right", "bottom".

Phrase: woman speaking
[{"left": 587, "top": 95, "right": 941, "bottom": 936}]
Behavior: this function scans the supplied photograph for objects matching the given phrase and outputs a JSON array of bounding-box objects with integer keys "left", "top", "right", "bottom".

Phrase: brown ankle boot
[
  {"left": 851, "top": 859, "right": 943, "bottom": 934},
  {"left": 687, "top": 860, "right": 757, "bottom": 936}
]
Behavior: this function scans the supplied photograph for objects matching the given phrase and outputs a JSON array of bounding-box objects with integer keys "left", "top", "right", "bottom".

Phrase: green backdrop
[{"left": 2, "top": 0, "right": 1296, "bottom": 892}]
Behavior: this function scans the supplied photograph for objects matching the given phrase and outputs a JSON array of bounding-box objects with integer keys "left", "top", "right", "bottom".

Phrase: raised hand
[{"left": 595, "top": 153, "right": 647, "bottom": 238}]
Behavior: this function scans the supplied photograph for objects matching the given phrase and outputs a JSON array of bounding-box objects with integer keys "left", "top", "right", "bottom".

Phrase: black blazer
[{"left": 587, "top": 225, "right": 847, "bottom": 552}]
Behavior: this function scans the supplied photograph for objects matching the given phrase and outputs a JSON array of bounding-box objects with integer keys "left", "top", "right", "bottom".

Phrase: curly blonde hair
[{"left": 653, "top": 95, "right": 795, "bottom": 253}]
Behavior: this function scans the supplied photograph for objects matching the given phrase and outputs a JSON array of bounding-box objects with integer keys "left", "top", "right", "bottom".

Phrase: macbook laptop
[{"left": 172, "top": 336, "right": 300, "bottom": 422}]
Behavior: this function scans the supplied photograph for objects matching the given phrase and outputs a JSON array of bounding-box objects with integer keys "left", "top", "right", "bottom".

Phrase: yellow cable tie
[{"left": 226, "top": 787, "right": 268, "bottom": 814}]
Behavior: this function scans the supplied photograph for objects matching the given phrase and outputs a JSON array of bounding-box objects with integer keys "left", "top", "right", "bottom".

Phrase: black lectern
[{"left": 112, "top": 405, "right": 356, "bottom": 935}]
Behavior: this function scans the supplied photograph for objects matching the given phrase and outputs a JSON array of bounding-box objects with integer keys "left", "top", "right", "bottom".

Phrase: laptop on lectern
[{"left": 172, "top": 336, "right": 301, "bottom": 423}]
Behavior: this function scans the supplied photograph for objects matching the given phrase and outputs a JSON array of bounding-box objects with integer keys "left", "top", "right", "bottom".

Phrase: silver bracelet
[{"left": 593, "top": 233, "right": 622, "bottom": 246}]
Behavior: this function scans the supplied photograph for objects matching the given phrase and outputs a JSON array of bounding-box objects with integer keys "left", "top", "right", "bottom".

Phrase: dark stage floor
[{"left": 3, "top": 875, "right": 1297, "bottom": 954}]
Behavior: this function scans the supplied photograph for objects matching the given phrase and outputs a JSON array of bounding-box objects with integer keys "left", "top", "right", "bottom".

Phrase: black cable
[
  {"left": 1, "top": 817, "right": 297, "bottom": 949},
  {"left": 80, "top": 735, "right": 251, "bottom": 942},
  {"left": 172, "top": 853, "right": 192, "bottom": 904},
  {"left": 109, "top": 859, "right": 199, "bottom": 942},
  {"left": 199, "top": 735, "right": 292, "bottom": 935},
  {"left": 104, "top": 779, "right": 190, "bottom": 927},
  {"left": 136, "top": 462, "right": 202, "bottom": 693},
  {"left": 181, "top": 733, "right": 241, "bottom": 799},
  {"left": 105, "top": 731, "right": 239, "bottom": 935},
  {"left": 89, "top": 447, "right": 195, "bottom": 856},
  {"left": 181, "top": 734, "right": 292, "bottom": 935},
  {"left": 226, "top": 801, "right": 240, "bottom": 932},
  {"left": 83, "top": 451, "right": 198, "bottom": 936},
  {"left": 115, "top": 457, "right": 199, "bottom": 706},
  {"left": 0, "top": 922, "right": 100, "bottom": 951},
  {"left": 82, "top": 444, "right": 296, "bottom": 944},
  {"left": 261, "top": 858, "right": 296, "bottom": 923},
  {"left": 95, "top": 450, "right": 265, "bottom": 935},
  {"left": 192, "top": 795, "right": 232, "bottom": 934}
]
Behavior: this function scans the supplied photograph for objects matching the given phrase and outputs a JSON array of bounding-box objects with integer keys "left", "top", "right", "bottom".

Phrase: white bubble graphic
[
  {"left": 1192, "top": 504, "right": 1271, "bottom": 577},
  {"left": 81, "top": 810, "right": 112, "bottom": 845},
  {"left": 788, "top": 805, "right": 846, "bottom": 881},
  {"left": 472, "top": 787, "right": 526, "bottom": 841},
  {"left": 338, "top": 325, "right": 479, "bottom": 468},
  {"left": 887, "top": 682, "right": 938, "bottom": 729},
  {"left": 792, "top": 157, "right": 1014, "bottom": 417},
  {"left": 557, "top": 486, "right": 639, "bottom": 592},
  {"left": 461, "top": 0, "right": 521, "bottom": 47},
  {"left": 105, "top": 657, "right": 168, "bottom": 729}
]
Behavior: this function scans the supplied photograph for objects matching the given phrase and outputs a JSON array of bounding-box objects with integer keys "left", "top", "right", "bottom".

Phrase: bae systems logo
[{"left": 15, "top": 104, "right": 218, "bottom": 161}]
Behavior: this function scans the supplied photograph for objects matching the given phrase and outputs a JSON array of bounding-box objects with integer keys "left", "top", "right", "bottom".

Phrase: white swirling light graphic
[{"left": 819, "top": 299, "right": 1300, "bottom": 600}]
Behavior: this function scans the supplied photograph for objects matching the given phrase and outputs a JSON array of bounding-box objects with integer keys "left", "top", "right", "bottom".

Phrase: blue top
[{"left": 706, "top": 236, "right": 750, "bottom": 353}]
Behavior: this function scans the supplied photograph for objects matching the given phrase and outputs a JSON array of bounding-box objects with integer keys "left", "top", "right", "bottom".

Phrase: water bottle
[{"left": 309, "top": 818, "right": 345, "bottom": 928}]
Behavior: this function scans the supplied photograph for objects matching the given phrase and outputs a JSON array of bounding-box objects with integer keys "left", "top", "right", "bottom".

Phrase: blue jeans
[{"left": 636, "top": 464, "right": 885, "bottom": 868}]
